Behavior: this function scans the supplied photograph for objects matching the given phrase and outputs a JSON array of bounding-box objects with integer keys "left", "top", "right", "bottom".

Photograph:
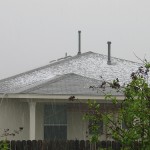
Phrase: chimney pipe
[
  {"left": 77, "top": 30, "right": 81, "bottom": 55},
  {"left": 107, "top": 41, "right": 111, "bottom": 65},
  {"left": 65, "top": 52, "right": 67, "bottom": 57}
]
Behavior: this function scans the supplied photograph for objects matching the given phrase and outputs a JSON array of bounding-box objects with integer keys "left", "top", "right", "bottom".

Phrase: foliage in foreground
[
  {"left": 84, "top": 61, "right": 150, "bottom": 150},
  {"left": 0, "top": 127, "right": 23, "bottom": 150}
]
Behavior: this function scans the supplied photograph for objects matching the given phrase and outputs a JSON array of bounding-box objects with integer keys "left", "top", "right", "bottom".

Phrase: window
[{"left": 44, "top": 104, "right": 67, "bottom": 140}]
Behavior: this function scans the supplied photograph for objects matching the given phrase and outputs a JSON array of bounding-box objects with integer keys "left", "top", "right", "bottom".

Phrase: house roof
[
  {"left": 20, "top": 73, "right": 100, "bottom": 95},
  {"left": 19, "top": 73, "right": 121, "bottom": 96},
  {"left": 0, "top": 51, "right": 140, "bottom": 94}
]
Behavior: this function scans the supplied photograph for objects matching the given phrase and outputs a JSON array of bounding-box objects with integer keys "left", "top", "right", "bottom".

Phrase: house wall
[
  {"left": 0, "top": 99, "right": 44, "bottom": 140},
  {"left": 67, "top": 103, "right": 119, "bottom": 141},
  {"left": 0, "top": 98, "right": 29, "bottom": 140},
  {"left": 35, "top": 103, "right": 44, "bottom": 140},
  {"left": 0, "top": 99, "right": 119, "bottom": 141},
  {"left": 35, "top": 102, "right": 90, "bottom": 140},
  {"left": 67, "top": 111, "right": 88, "bottom": 140}
]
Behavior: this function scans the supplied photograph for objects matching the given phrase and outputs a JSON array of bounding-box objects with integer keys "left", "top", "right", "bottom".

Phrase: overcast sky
[{"left": 0, "top": 0, "right": 150, "bottom": 79}]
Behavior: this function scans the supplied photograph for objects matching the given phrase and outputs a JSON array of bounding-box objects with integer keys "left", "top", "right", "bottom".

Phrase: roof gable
[
  {"left": 20, "top": 73, "right": 100, "bottom": 95},
  {"left": 20, "top": 73, "right": 121, "bottom": 96}
]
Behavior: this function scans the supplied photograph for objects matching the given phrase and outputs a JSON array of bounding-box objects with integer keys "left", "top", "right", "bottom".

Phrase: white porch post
[{"left": 29, "top": 101, "right": 36, "bottom": 140}]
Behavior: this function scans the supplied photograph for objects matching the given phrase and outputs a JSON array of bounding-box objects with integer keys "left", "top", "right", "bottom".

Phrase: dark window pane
[
  {"left": 44, "top": 104, "right": 67, "bottom": 124},
  {"left": 44, "top": 104, "right": 67, "bottom": 140},
  {"left": 44, "top": 126, "right": 67, "bottom": 140}
]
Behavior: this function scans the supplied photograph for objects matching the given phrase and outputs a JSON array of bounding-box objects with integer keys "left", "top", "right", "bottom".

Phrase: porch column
[{"left": 29, "top": 101, "right": 36, "bottom": 140}]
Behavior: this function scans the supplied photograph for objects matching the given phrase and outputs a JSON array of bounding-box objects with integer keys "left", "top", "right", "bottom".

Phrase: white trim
[
  {"left": 0, "top": 93, "right": 124, "bottom": 101},
  {"left": 29, "top": 101, "right": 36, "bottom": 140},
  {"left": 44, "top": 124, "right": 67, "bottom": 126}
]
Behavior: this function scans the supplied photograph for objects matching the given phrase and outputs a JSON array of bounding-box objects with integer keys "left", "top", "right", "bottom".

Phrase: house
[{"left": 0, "top": 43, "right": 140, "bottom": 141}]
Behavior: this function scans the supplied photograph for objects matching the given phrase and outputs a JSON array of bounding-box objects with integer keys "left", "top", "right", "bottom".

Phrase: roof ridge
[
  {"left": 0, "top": 51, "right": 94, "bottom": 83},
  {"left": 95, "top": 53, "right": 140, "bottom": 64},
  {"left": 0, "top": 51, "right": 140, "bottom": 84}
]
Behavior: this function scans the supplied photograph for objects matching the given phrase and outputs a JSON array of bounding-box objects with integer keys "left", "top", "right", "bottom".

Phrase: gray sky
[{"left": 0, "top": 0, "right": 150, "bottom": 79}]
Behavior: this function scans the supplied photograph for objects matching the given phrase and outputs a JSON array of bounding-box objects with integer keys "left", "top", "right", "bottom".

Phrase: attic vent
[
  {"left": 57, "top": 56, "right": 72, "bottom": 62},
  {"left": 107, "top": 41, "right": 111, "bottom": 65},
  {"left": 49, "top": 60, "right": 56, "bottom": 63},
  {"left": 65, "top": 56, "right": 72, "bottom": 59},
  {"left": 57, "top": 57, "right": 65, "bottom": 61},
  {"left": 77, "top": 30, "right": 81, "bottom": 55}
]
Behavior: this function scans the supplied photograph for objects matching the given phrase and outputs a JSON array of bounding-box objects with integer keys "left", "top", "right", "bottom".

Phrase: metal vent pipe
[
  {"left": 107, "top": 41, "right": 111, "bottom": 65},
  {"left": 77, "top": 30, "right": 81, "bottom": 55}
]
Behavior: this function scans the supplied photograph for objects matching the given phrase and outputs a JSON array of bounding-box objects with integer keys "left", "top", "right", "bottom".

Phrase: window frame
[{"left": 43, "top": 104, "right": 67, "bottom": 140}]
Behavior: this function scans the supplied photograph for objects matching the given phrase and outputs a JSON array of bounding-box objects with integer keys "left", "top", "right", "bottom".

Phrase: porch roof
[{"left": 19, "top": 73, "right": 122, "bottom": 96}]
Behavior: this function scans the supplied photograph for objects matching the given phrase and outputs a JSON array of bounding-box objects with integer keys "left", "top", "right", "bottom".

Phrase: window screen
[{"left": 44, "top": 104, "right": 67, "bottom": 140}]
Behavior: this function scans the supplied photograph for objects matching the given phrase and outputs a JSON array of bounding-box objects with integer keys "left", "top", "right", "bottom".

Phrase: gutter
[{"left": 0, "top": 93, "right": 124, "bottom": 103}]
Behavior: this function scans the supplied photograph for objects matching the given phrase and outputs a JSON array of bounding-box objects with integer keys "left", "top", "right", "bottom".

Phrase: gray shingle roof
[
  {"left": 19, "top": 73, "right": 120, "bottom": 96},
  {"left": 21, "top": 73, "right": 99, "bottom": 95},
  {"left": 0, "top": 51, "right": 140, "bottom": 94}
]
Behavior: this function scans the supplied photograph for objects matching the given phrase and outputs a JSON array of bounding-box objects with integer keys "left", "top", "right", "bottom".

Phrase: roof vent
[
  {"left": 107, "top": 41, "right": 111, "bottom": 65},
  {"left": 65, "top": 52, "right": 67, "bottom": 57},
  {"left": 57, "top": 57, "right": 65, "bottom": 61},
  {"left": 77, "top": 30, "right": 81, "bottom": 55},
  {"left": 49, "top": 60, "right": 56, "bottom": 63}
]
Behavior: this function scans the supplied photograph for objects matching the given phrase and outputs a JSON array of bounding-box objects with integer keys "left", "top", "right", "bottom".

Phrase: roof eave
[{"left": 0, "top": 93, "right": 124, "bottom": 101}]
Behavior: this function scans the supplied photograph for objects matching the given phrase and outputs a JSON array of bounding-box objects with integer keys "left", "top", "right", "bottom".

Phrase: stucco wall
[
  {"left": 34, "top": 103, "right": 89, "bottom": 140},
  {"left": 0, "top": 99, "right": 44, "bottom": 140},
  {"left": 0, "top": 98, "right": 29, "bottom": 140},
  {"left": 0, "top": 100, "right": 117, "bottom": 141},
  {"left": 67, "top": 111, "right": 88, "bottom": 140}
]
